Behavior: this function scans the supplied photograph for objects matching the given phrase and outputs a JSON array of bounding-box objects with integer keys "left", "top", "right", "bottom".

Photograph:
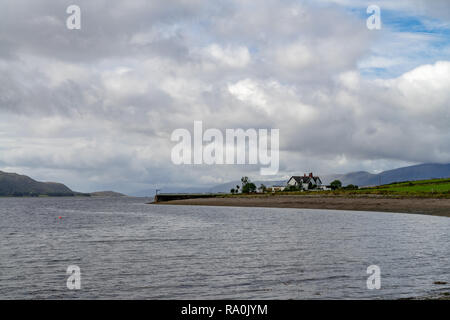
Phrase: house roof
[{"left": 289, "top": 175, "right": 322, "bottom": 184}]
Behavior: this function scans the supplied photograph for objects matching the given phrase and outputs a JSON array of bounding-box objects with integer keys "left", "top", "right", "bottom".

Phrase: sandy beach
[{"left": 156, "top": 194, "right": 450, "bottom": 217}]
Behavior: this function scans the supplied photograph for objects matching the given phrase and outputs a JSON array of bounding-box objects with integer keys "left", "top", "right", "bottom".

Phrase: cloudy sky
[{"left": 0, "top": 0, "right": 449, "bottom": 194}]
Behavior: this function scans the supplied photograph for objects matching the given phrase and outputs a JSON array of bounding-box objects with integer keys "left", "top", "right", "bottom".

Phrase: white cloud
[
  {"left": 275, "top": 43, "right": 315, "bottom": 69},
  {"left": 202, "top": 44, "right": 251, "bottom": 68},
  {"left": 228, "top": 79, "right": 267, "bottom": 109}
]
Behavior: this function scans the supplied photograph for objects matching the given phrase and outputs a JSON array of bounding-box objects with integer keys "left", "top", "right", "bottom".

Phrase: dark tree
[
  {"left": 242, "top": 182, "right": 257, "bottom": 194},
  {"left": 240, "top": 176, "right": 249, "bottom": 187},
  {"left": 330, "top": 180, "right": 342, "bottom": 190}
]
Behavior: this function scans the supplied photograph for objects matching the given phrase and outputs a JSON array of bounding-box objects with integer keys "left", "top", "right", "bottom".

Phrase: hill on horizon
[
  {"left": 0, "top": 171, "right": 76, "bottom": 196},
  {"left": 321, "top": 163, "right": 450, "bottom": 186}
]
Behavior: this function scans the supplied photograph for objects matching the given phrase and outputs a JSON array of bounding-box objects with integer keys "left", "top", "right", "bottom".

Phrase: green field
[
  {"left": 227, "top": 178, "right": 450, "bottom": 198},
  {"left": 356, "top": 178, "right": 450, "bottom": 197}
]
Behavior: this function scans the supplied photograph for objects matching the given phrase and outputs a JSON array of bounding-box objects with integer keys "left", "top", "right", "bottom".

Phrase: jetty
[{"left": 153, "top": 193, "right": 219, "bottom": 203}]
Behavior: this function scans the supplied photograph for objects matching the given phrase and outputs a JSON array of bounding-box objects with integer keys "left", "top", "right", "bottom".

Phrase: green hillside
[{"left": 0, "top": 171, "right": 77, "bottom": 196}]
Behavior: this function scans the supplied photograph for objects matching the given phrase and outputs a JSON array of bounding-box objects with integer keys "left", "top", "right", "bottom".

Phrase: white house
[
  {"left": 267, "top": 185, "right": 286, "bottom": 192},
  {"left": 287, "top": 173, "right": 322, "bottom": 190}
]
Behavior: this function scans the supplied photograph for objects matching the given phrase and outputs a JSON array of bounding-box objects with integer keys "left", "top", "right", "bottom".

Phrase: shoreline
[{"left": 154, "top": 194, "right": 450, "bottom": 217}]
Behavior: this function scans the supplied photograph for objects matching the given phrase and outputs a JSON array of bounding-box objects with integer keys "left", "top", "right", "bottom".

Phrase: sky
[{"left": 0, "top": 0, "right": 449, "bottom": 194}]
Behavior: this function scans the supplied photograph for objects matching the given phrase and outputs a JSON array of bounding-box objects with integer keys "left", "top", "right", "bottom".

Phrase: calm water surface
[{"left": 0, "top": 197, "right": 449, "bottom": 299}]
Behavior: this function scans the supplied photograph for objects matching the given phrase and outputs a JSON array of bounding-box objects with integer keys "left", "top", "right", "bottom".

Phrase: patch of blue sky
[
  {"left": 355, "top": 8, "right": 450, "bottom": 79},
  {"left": 381, "top": 10, "right": 450, "bottom": 34}
]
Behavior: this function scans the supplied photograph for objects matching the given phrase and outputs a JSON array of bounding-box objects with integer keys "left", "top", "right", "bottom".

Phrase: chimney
[
  {"left": 309, "top": 172, "right": 313, "bottom": 178},
  {"left": 304, "top": 173, "right": 306, "bottom": 177}
]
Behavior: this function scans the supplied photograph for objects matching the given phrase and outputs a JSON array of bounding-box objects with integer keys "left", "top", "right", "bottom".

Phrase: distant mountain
[
  {"left": 0, "top": 171, "right": 76, "bottom": 196},
  {"left": 90, "top": 191, "right": 126, "bottom": 197},
  {"left": 320, "top": 171, "right": 377, "bottom": 186},
  {"left": 321, "top": 163, "right": 450, "bottom": 187}
]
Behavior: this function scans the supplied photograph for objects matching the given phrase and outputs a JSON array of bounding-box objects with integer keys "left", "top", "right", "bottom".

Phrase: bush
[
  {"left": 242, "top": 182, "right": 257, "bottom": 194},
  {"left": 285, "top": 185, "right": 300, "bottom": 192}
]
